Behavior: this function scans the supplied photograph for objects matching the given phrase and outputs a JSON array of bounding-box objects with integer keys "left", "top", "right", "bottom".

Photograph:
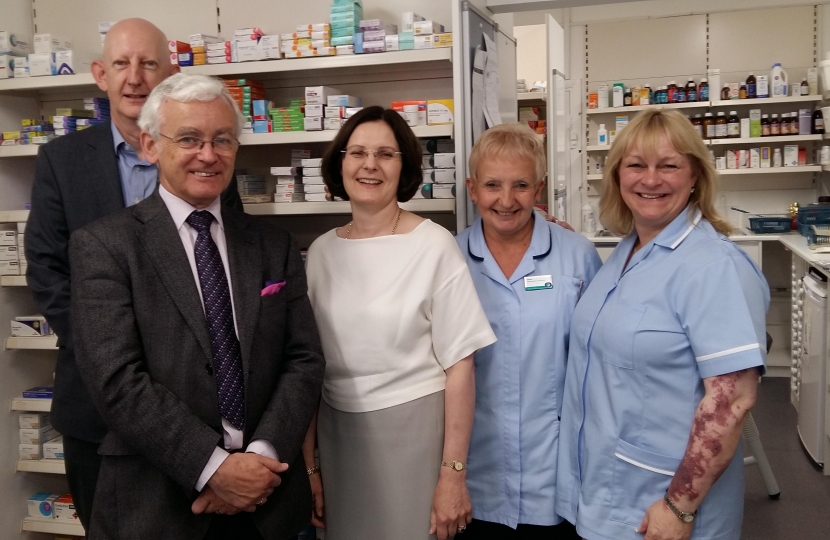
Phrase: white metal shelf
[
  {"left": 586, "top": 145, "right": 610, "bottom": 152},
  {"left": 5, "top": 335, "right": 58, "bottom": 350},
  {"left": 718, "top": 166, "right": 821, "bottom": 175},
  {"left": 21, "top": 516, "right": 84, "bottom": 536},
  {"left": 0, "top": 210, "right": 28, "bottom": 223},
  {"left": 239, "top": 124, "right": 452, "bottom": 146},
  {"left": 518, "top": 92, "right": 546, "bottom": 102},
  {"left": 11, "top": 397, "right": 52, "bottom": 412},
  {"left": 0, "top": 145, "right": 39, "bottom": 157},
  {"left": 709, "top": 134, "right": 822, "bottom": 145},
  {"left": 1, "top": 126, "right": 454, "bottom": 159},
  {"left": 586, "top": 101, "right": 708, "bottom": 115},
  {"left": 17, "top": 459, "right": 65, "bottom": 474},
  {"left": 586, "top": 174, "right": 603, "bottom": 180},
  {"left": 244, "top": 199, "right": 455, "bottom": 216},
  {"left": 0, "top": 276, "right": 26, "bottom": 286},
  {"left": 0, "top": 49, "right": 452, "bottom": 95},
  {"left": 710, "top": 95, "right": 822, "bottom": 107},
  {"left": 586, "top": 96, "right": 822, "bottom": 115}
]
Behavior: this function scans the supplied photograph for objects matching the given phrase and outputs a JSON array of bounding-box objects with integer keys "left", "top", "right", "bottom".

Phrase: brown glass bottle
[
  {"left": 746, "top": 73, "right": 757, "bottom": 99},
  {"left": 703, "top": 113, "right": 715, "bottom": 139},
  {"left": 727, "top": 111, "right": 740, "bottom": 138},
  {"left": 770, "top": 114, "right": 780, "bottom": 136},
  {"left": 721, "top": 84, "right": 730, "bottom": 100},
  {"left": 691, "top": 114, "right": 704, "bottom": 138},
  {"left": 761, "top": 114, "right": 771, "bottom": 137},
  {"left": 715, "top": 112, "right": 728, "bottom": 139}
]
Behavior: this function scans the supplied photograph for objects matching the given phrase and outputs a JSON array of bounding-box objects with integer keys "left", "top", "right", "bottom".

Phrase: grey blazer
[
  {"left": 70, "top": 191, "right": 324, "bottom": 539},
  {"left": 26, "top": 120, "right": 243, "bottom": 444}
]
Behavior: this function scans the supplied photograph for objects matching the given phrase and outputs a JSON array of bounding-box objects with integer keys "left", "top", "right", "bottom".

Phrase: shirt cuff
[
  {"left": 195, "top": 446, "right": 230, "bottom": 492},
  {"left": 246, "top": 439, "right": 278, "bottom": 461}
]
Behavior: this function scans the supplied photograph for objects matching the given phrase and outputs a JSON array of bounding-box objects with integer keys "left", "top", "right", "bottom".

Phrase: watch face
[
  {"left": 454, "top": 462, "right": 463, "bottom": 471},
  {"left": 682, "top": 515, "right": 694, "bottom": 523}
]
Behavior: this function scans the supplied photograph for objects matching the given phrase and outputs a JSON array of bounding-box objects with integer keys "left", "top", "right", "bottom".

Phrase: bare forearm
[
  {"left": 668, "top": 368, "right": 758, "bottom": 510},
  {"left": 442, "top": 356, "right": 475, "bottom": 466}
]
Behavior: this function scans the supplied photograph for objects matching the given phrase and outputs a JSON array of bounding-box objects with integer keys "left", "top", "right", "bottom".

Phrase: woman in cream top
[{"left": 302, "top": 106, "right": 496, "bottom": 540}]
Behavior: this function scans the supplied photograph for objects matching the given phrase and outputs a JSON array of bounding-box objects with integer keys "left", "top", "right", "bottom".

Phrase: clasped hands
[{"left": 191, "top": 453, "right": 288, "bottom": 516}]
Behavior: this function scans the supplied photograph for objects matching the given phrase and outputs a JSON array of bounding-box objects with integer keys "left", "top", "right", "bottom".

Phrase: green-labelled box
[{"left": 331, "top": 36, "right": 354, "bottom": 46}]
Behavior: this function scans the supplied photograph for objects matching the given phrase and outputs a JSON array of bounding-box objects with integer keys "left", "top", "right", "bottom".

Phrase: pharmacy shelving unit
[
  {"left": 16, "top": 460, "right": 65, "bottom": 475},
  {"left": 21, "top": 516, "right": 84, "bottom": 536},
  {"left": 4, "top": 336, "right": 58, "bottom": 350},
  {"left": 0, "top": 49, "right": 460, "bottom": 220},
  {"left": 0, "top": 276, "right": 26, "bottom": 287}
]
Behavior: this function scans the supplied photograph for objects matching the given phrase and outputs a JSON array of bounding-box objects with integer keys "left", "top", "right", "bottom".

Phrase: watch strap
[{"left": 663, "top": 495, "right": 696, "bottom": 522}]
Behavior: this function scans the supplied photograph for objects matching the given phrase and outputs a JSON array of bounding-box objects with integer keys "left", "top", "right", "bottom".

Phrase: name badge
[{"left": 524, "top": 275, "right": 553, "bottom": 291}]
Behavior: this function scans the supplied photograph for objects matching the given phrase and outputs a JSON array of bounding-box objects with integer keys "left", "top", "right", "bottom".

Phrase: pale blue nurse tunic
[
  {"left": 457, "top": 213, "right": 601, "bottom": 528},
  {"left": 556, "top": 207, "right": 769, "bottom": 540}
]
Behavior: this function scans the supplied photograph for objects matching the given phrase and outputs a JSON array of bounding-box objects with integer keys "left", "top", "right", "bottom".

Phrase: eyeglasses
[
  {"left": 341, "top": 147, "right": 402, "bottom": 162},
  {"left": 160, "top": 134, "right": 239, "bottom": 154}
]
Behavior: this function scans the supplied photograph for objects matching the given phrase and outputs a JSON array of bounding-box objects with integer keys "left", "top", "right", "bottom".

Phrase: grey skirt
[{"left": 317, "top": 391, "right": 445, "bottom": 540}]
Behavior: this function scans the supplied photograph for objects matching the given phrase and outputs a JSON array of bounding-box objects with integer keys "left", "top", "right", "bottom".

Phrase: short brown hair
[
  {"left": 469, "top": 123, "right": 546, "bottom": 185},
  {"left": 600, "top": 108, "right": 732, "bottom": 236},
  {"left": 321, "top": 106, "right": 423, "bottom": 201}
]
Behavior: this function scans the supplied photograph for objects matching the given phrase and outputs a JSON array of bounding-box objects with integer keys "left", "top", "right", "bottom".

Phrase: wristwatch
[
  {"left": 663, "top": 495, "right": 696, "bottom": 523},
  {"left": 441, "top": 460, "right": 466, "bottom": 471}
]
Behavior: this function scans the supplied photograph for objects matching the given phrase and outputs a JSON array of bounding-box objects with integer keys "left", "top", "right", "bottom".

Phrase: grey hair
[{"left": 138, "top": 73, "right": 245, "bottom": 139}]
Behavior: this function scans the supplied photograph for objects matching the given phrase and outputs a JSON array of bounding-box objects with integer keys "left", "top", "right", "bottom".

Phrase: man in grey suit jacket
[
  {"left": 70, "top": 73, "right": 324, "bottom": 539},
  {"left": 25, "top": 19, "right": 243, "bottom": 530}
]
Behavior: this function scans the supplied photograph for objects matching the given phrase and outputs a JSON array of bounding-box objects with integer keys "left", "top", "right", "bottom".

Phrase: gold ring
[
  {"left": 458, "top": 525, "right": 466, "bottom": 532},
  {"left": 257, "top": 498, "right": 266, "bottom": 506}
]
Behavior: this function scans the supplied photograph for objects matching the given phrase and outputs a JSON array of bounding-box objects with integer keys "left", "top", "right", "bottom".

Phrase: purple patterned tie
[{"left": 186, "top": 210, "right": 245, "bottom": 430}]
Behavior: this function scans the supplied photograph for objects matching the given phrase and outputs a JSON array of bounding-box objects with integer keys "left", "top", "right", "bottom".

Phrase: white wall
[{"left": 514, "top": 24, "right": 546, "bottom": 86}]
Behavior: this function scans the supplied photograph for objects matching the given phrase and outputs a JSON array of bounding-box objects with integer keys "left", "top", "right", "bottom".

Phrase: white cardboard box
[
  {"left": 20, "top": 426, "right": 59, "bottom": 445},
  {"left": 43, "top": 436, "right": 64, "bottom": 460},
  {"left": 305, "top": 86, "right": 341, "bottom": 105},
  {"left": 0, "top": 245, "right": 20, "bottom": 261},
  {"left": 19, "top": 412, "right": 51, "bottom": 430},
  {"left": 34, "top": 34, "right": 71, "bottom": 54},
  {"left": 19, "top": 443, "right": 42, "bottom": 460},
  {"left": 0, "top": 31, "right": 31, "bottom": 56},
  {"left": 0, "top": 230, "right": 16, "bottom": 246},
  {"left": 55, "top": 50, "right": 92, "bottom": 75},
  {"left": 28, "top": 53, "right": 56, "bottom": 76},
  {"left": 28, "top": 493, "right": 59, "bottom": 518},
  {"left": 0, "top": 260, "right": 20, "bottom": 275}
]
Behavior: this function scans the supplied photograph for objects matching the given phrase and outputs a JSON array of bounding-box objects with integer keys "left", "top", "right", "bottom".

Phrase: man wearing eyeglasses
[
  {"left": 25, "top": 19, "right": 244, "bottom": 531},
  {"left": 68, "top": 73, "right": 324, "bottom": 539}
]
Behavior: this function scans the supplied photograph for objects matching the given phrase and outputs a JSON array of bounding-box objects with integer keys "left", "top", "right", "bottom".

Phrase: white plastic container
[
  {"left": 597, "top": 124, "right": 608, "bottom": 145},
  {"left": 771, "top": 63, "right": 789, "bottom": 98},
  {"left": 582, "top": 203, "right": 597, "bottom": 234}
]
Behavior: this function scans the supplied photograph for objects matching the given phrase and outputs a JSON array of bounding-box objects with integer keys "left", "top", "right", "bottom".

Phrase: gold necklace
[{"left": 346, "top": 208, "right": 402, "bottom": 239}]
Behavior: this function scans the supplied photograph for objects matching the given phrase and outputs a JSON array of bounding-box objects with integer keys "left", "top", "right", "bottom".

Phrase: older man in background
[{"left": 25, "top": 18, "right": 242, "bottom": 529}]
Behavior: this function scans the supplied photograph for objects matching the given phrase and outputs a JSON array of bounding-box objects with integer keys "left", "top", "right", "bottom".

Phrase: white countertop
[
  {"left": 582, "top": 231, "right": 786, "bottom": 243},
  {"left": 583, "top": 230, "right": 830, "bottom": 266}
]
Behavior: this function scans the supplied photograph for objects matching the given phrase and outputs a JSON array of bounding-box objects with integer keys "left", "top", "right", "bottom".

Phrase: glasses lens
[
  {"left": 176, "top": 137, "right": 201, "bottom": 150},
  {"left": 213, "top": 138, "right": 237, "bottom": 154}
]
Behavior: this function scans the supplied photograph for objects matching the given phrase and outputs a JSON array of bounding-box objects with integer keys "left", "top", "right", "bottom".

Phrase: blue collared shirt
[
  {"left": 456, "top": 213, "right": 601, "bottom": 528},
  {"left": 556, "top": 207, "right": 769, "bottom": 540},
  {"left": 112, "top": 122, "right": 157, "bottom": 207}
]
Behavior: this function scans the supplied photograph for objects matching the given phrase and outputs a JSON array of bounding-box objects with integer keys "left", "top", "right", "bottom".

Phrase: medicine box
[
  {"left": 426, "top": 169, "right": 455, "bottom": 183},
  {"left": 385, "top": 36, "right": 399, "bottom": 51},
  {"left": 402, "top": 13, "right": 426, "bottom": 33},
  {"left": 413, "top": 21, "right": 444, "bottom": 35},
  {"left": 750, "top": 148, "right": 760, "bottom": 169},
  {"left": 55, "top": 50, "right": 92, "bottom": 74},
  {"left": 19, "top": 412, "right": 51, "bottom": 430},
  {"left": 12, "top": 316, "right": 51, "bottom": 337},
  {"left": 304, "top": 117, "right": 323, "bottom": 131},
  {"left": 44, "top": 436, "right": 64, "bottom": 460},
  {"left": 325, "top": 106, "right": 345, "bottom": 118},
  {"left": 271, "top": 167, "right": 300, "bottom": 176},
  {"left": 303, "top": 167, "right": 322, "bottom": 177},
  {"left": 0, "top": 260, "right": 21, "bottom": 275},
  {"left": 292, "top": 149, "right": 311, "bottom": 159},
  {"left": 414, "top": 35, "right": 433, "bottom": 50},
  {"left": 28, "top": 493, "right": 59, "bottom": 518},
  {"left": 412, "top": 184, "right": 433, "bottom": 199},
  {"left": 0, "top": 31, "right": 31, "bottom": 56},
  {"left": 427, "top": 153, "right": 455, "bottom": 169},
  {"left": 305, "top": 104, "right": 324, "bottom": 117},
  {"left": 304, "top": 185, "right": 328, "bottom": 194},
  {"left": 305, "top": 86, "right": 341, "bottom": 105},
  {"left": 302, "top": 176, "right": 325, "bottom": 185},
  {"left": 427, "top": 99, "right": 454, "bottom": 125},
  {"left": 345, "top": 107, "right": 363, "bottom": 118},
  {"left": 21, "top": 426, "right": 59, "bottom": 445},
  {"left": 34, "top": 34, "right": 71, "bottom": 54},
  {"left": 0, "top": 54, "right": 13, "bottom": 80},
  {"left": 1, "top": 245, "right": 20, "bottom": 260},
  {"left": 761, "top": 147, "right": 771, "bottom": 168},
  {"left": 54, "top": 494, "right": 78, "bottom": 522},
  {"left": 274, "top": 193, "right": 305, "bottom": 203},
  {"left": 432, "top": 33, "right": 452, "bottom": 48},
  {"left": 28, "top": 53, "right": 56, "bottom": 77},
  {"left": 749, "top": 110, "right": 762, "bottom": 138},
  {"left": 324, "top": 118, "right": 343, "bottom": 130},
  {"left": 784, "top": 145, "right": 799, "bottom": 167},
  {"left": 304, "top": 193, "right": 330, "bottom": 202},
  {"left": 740, "top": 118, "right": 751, "bottom": 139},
  {"left": 301, "top": 158, "right": 323, "bottom": 168},
  {"left": 327, "top": 95, "right": 361, "bottom": 107},
  {"left": 0, "top": 230, "right": 16, "bottom": 246},
  {"left": 19, "top": 443, "right": 42, "bottom": 460},
  {"left": 432, "top": 184, "right": 456, "bottom": 199}
]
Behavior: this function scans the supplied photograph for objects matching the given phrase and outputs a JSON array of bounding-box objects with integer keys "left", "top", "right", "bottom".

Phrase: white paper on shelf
[
  {"left": 472, "top": 47, "right": 486, "bottom": 141},
  {"left": 482, "top": 33, "right": 502, "bottom": 128}
]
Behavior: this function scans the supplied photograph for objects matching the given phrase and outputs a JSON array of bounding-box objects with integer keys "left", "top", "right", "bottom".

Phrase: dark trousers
[
  {"left": 464, "top": 519, "right": 581, "bottom": 540},
  {"left": 63, "top": 435, "right": 102, "bottom": 532},
  {"left": 204, "top": 513, "right": 264, "bottom": 540}
]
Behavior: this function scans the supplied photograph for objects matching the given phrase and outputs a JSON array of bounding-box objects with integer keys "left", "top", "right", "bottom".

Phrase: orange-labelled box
[
  {"left": 168, "top": 40, "right": 192, "bottom": 53},
  {"left": 54, "top": 494, "right": 78, "bottom": 522}
]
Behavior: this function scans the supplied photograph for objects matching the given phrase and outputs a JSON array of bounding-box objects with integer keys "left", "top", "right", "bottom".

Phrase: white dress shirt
[{"left": 159, "top": 186, "right": 277, "bottom": 492}]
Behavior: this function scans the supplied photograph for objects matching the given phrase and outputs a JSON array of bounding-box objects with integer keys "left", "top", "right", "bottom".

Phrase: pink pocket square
[{"left": 261, "top": 280, "right": 286, "bottom": 297}]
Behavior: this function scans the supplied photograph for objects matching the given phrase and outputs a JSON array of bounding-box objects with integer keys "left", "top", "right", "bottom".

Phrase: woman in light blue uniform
[
  {"left": 456, "top": 124, "right": 601, "bottom": 539},
  {"left": 556, "top": 109, "right": 769, "bottom": 540}
]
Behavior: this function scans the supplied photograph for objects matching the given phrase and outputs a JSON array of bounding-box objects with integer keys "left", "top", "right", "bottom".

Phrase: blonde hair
[
  {"left": 469, "top": 123, "right": 546, "bottom": 184},
  {"left": 599, "top": 108, "right": 732, "bottom": 236}
]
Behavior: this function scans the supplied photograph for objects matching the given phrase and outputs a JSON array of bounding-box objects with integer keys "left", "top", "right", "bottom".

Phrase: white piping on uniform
[
  {"left": 670, "top": 209, "right": 703, "bottom": 249},
  {"left": 614, "top": 453, "right": 676, "bottom": 476},
  {"left": 696, "top": 343, "right": 761, "bottom": 362}
]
